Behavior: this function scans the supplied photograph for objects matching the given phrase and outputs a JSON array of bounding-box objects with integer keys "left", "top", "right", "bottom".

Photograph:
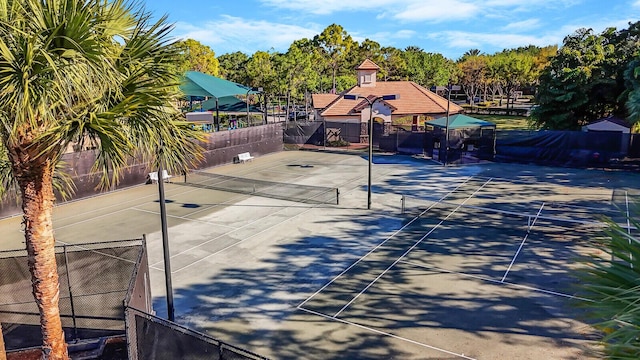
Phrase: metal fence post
[
  {"left": 63, "top": 244, "right": 78, "bottom": 341},
  {"left": 401, "top": 195, "right": 406, "bottom": 214}
]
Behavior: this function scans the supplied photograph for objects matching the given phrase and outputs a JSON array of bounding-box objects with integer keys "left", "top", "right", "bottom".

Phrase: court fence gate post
[{"left": 63, "top": 244, "right": 79, "bottom": 340}]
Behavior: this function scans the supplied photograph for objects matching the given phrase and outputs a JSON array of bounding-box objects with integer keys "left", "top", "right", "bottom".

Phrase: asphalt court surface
[
  {"left": 2, "top": 150, "right": 640, "bottom": 359},
  {"left": 296, "top": 166, "right": 631, "bottom": 359}
]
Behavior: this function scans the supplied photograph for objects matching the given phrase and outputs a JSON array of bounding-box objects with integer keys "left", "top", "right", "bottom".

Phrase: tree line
[{"left": 178, "top": 22, "right": 640, "bottom": 131}]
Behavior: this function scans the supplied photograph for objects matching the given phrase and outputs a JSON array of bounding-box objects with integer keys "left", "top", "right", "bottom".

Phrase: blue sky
[{"left": 146, "top": 0, "right": 640, "bottom": 60}]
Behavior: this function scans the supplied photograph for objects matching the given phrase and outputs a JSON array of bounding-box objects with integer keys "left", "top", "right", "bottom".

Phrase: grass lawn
[{"left": 471, "top": 114, "right": 536, "bottom": 130}]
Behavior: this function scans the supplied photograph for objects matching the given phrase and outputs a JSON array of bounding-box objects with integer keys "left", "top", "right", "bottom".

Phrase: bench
[
  {"left": 238, "top": 152, "right": 254, "bottom": 163},
  {"left": 148, "top": 170, "right": 172, "bottom": 184}
]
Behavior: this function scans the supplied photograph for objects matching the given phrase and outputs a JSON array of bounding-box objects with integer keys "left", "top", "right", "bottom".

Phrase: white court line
[
  {"left": 155, "top": 205, "right": 317, "bottom": 272},
  {"left": 52, "top": 182, "right": 245, "bottom": 231},
  {"left": 297, "top": 175, "right": 480, "bottom": 309},
  {"left": 163, "top": 168, "right": 395, "bottom": 273},
  {"left": 131, "top": 207, "right": 238, "bottom": 230},
  {"left": 149, "top": 169, "right": 367, "bottom": 268},
  {"left": 297, "top": 306, "right": 477, "bottom": 360},
  {"left": 149, "top": 197, "right": 318, "bottom": 268},
  {"left": 333, "top": 178, "right": 494, "bottom": 317},
  {"left": 49, "top": 157, "right": 293, "bottom": 224},
  {"left": 501, "top": 202, "right": 545, "bottom": 283},
  {"left": 399, "top": 260, "right": 592, "bottom": 302}
]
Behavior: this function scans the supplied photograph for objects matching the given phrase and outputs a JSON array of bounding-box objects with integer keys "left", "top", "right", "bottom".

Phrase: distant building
[
  {"left": 311, "top": 59, "right": 463, "bottom": 143},
  {"left": 582, "top": 116, "right": 631, "bottom": 134}
]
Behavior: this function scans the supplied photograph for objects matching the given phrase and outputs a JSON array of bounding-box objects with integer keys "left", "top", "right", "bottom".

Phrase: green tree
[
  {"left": 459, "top": 48, "right": 483, "bottom": 62},
  {"left": 626, "top": 58, "right": 640, "bottom": 131},
  {"left": 218, "top": 51, "right": 249, "bottom": 84},
  {"left": 400, "top": 46, "right": 426, "bottom": 83},
  {"left": 313, "top": 24, "right": 354, "bottom": 92},
  {"left": 354, "top": 39, "right": 384, "bottom": 71},
  {"left": 493, "top": 52, "right": 535, "bottom": 108},
  {"left": 278, "top": 40, "right": 318, "bottom": 112},
  {"left": 534, "top": 22, "right": 640, "bottom": 129},
  {"left": 402, "top": 47, "right": 457, "bottom": 88},
  {"left": 533, "top": 29, "right": 614, "bottom": 130},
  {"left": 380, "top": 46, "right": 407, "bottom": 81},
  {"left": 175, "top": 38, "right": 220, "bottom": 75},
  {"left": 245, "top": 51, "right": 276, "bottom": 90},
  {"left": 457, "top": 55, "right": 487, "bottom": 105},
  {"left": 245, "top": 51, "right": 278, "bottom": 114},
  {"left": 0, "top": 1, "right": 203, "bottom": 358}
]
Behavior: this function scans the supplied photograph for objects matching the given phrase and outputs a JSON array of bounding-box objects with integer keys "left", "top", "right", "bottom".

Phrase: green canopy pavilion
[{"left": 425, "top": 114, "right": 496, "bottom": 164}]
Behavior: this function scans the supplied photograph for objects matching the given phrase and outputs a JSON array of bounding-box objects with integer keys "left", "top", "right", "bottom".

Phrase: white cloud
[
  {"left": 430, "top": 30, "right": 561, "bottom": 52},
  {"left": 502, "top": 19, "right": 541, "bottom": 32},
  {"left": 259, "top": 0, "right": 581, "bottom": 19},
  {"left": 393, "top": 0, "right": 479, "bottom": 22},
  {"left": 634, "top": 0, "right": 640, "bottom": 7},
  {"left": 174, "top": 15, "right": 320, "bottom": 54},
  {"left": 353, "top": 29, "right": 417, "bottom": 47},
  {"left": 259, "top": 0, "right": 400, "bottom": 15},
  {"left": 393, "top": 30, "right": 418, "bottom": 39}
]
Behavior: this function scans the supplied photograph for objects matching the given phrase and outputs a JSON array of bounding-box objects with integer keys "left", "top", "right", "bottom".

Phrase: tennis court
[{"left": 2, "top": 150, "right": 639, "bottom": 359}]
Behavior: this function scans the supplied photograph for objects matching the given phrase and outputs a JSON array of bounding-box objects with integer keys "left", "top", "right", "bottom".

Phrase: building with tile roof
[{"left": 311, "top": 59, "right": 463, "bottom": 143}]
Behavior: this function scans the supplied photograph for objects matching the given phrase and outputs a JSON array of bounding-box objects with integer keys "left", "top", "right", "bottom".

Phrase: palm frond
[
  {"left": 1, "top": 0, "right": 203, "bottom": 190},
  {"left": 579, "top": 210, "right": 640, "bottom": 359}
]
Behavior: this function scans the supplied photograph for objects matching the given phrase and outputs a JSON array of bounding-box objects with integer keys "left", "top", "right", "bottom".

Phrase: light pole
[
  {"left": 344, "top": 93, "right": 399, "bottom": 209},
  {"left": 246, "top": 87, "right": 263, "bottom": 126},
  {"left": 156, "top": 140, "right": 174, "bottom": 322},
  {"left": 441, "top": 85, "right": 460, "bottom": 166}
]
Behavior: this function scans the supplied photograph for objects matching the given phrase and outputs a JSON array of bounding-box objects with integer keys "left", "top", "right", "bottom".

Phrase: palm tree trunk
[
  {"left": 0, "top": 322, "right": 6, "bottom": 360},
  {"left": 18, "top": 162, "right": 68, "bottom": 360}
]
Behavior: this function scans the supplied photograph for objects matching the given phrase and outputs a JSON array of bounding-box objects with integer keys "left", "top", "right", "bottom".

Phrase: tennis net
[{"left": 181, "top": 170, "right": 339, "bottom": 205}]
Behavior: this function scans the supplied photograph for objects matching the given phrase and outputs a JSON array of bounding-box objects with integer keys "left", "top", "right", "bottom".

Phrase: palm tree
[
  {"left": 579, "top": 208, "right": 640, "bottom": 359},
  {"left": 0, "top": 323, "right": 5, "bottom": 360},
  {"left": 0, "top": 1, "right": 202, "bottom": 359}
]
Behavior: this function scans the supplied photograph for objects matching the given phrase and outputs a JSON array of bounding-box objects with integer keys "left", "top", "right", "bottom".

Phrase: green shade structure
[
  {"left": 426, "top": 114, "right": 495, "bottom": 129},
  {"left": 180, "top": 71, "right": 260, "bottom": 130},
  {"left": 181, "top": 71, "right": 255, "bottom": 98},
  {"left": 201, "top": 96, "right": 262, "bottom": 113}
]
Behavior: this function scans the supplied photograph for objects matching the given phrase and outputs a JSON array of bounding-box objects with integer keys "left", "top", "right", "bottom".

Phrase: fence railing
[
  {"left": 125, "top": 307, "right": 269, "bottom": 360},
  {"left": 0, "top": 239, "right": 145, "bottom": 350}
]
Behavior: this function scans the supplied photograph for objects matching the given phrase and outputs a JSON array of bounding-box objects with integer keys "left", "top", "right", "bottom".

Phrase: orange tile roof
[
  {"left": 319, "top": 81, "right": 463, "bottom": 117},
  {"left": 356, "top": 59, "right": 380, "bottom": 70},
  {"left": 311, "top": 94, "right": 339, "bottom": 109}
]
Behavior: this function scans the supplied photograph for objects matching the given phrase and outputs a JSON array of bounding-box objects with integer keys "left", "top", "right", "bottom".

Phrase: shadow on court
[
  {"left": 148, "top": 158, "right": 630, "bottom": 359},
  {"left": 149, "top": 157, "right": 639, "bottom": 359}
]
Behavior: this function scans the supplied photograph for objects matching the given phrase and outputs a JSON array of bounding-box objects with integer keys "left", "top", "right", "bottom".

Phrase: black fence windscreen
[
  {"left": 282, "top": 121, "right": 324, "bottom": 146},
  {"left": 0, "top": 239, "right": 144, "bottom": 350},
  {"left": 127, "top": 308, "right": 268, "bottom": 360},
  {"left": 378, "top": 127, "right": 425, "bottom": 154},
  {"left": 283, "top": 120, "right": 363, "bottom": 146},
  {"left": 423, "top": 126, "right": 496, "bottom": 164},
  {"left": 495, "top": 130, "right": 628, "bottom": 167}
]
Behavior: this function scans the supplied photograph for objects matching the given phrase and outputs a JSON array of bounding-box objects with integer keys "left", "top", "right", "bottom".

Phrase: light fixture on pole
[{"left": 344, "top": 93, "right": 399, "bottom": 210}]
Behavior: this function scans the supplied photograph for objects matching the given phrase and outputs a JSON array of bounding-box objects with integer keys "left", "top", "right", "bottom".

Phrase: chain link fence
[{"left": 0, "top": 239, "right": 145, "bottom": 350}]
